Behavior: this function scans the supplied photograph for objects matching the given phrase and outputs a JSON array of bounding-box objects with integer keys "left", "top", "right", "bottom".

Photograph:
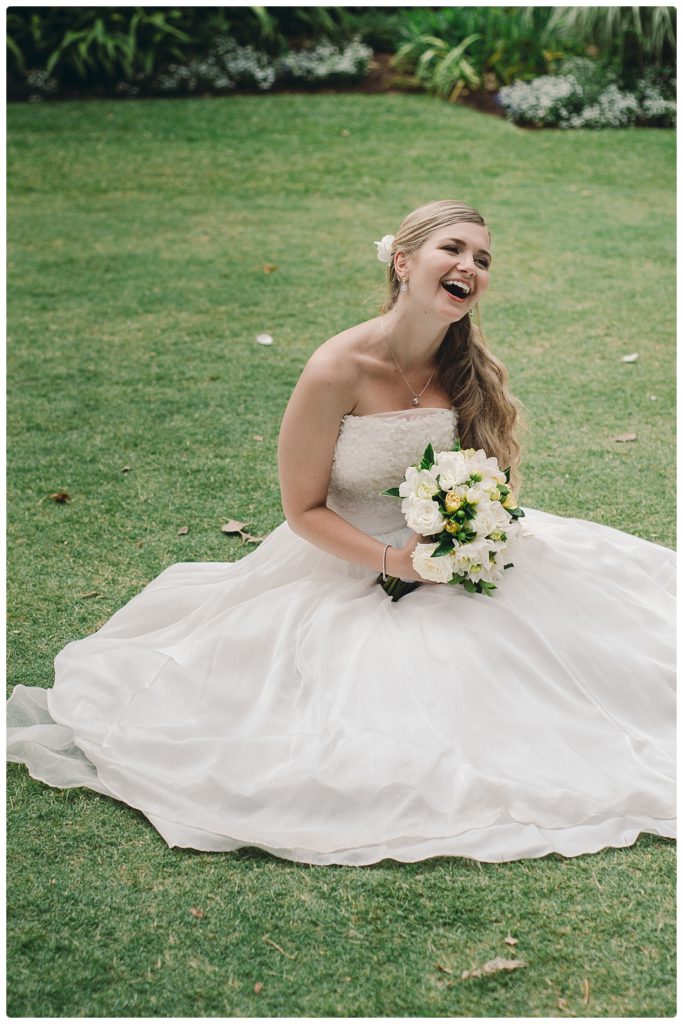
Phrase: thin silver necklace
[{"left": 380, "top": 315, "right": 436, "bottom": 406}]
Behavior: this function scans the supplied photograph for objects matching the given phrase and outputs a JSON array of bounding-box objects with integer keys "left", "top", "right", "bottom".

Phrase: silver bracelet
[{"left": 382, "top": 543, "right": 391, "bottom": 581}]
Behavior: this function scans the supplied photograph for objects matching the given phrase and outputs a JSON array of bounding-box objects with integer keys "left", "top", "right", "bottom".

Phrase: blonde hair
[{"left": 380, "top": 200, "right": 524, "bottom": 495}]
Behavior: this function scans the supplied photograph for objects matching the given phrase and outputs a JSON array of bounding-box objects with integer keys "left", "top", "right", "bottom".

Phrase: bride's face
[{"left": 399, "top": 221, "right": 491, "bottom": 321}]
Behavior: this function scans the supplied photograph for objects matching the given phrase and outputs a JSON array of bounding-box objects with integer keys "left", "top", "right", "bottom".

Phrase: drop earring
[{"left": 400, "top": 278, "right": 408, "bottom": 293}]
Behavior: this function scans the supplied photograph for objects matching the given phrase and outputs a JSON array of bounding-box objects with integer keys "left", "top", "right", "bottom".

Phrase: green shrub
[
  {"left": 544, "top": 6, "right": 676, "bottom": 86},
  {"left": 6, "top": 6, "right": 361, "bottom": 99},
  {"left": 392, "top": 7, "right": 570, "bottom": 94}
]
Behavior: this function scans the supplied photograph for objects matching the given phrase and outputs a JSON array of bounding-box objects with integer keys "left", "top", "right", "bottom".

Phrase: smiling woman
[{"left": 7, "top": 199, "right": 675, "bottom": 867}]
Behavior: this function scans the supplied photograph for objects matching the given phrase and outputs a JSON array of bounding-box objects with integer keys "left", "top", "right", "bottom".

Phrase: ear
[{"left": 393, "top": 249, "right": 410, "bottom": 278}]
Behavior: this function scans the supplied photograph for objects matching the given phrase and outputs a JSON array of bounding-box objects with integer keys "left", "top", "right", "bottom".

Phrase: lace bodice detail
[{"left": 326, "top": 407, "right": 458, "bottom": 535}]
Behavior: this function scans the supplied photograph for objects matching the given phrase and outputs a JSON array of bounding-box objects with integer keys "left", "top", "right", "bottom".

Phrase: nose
[{"left": 456, "top": 252, "right": 476, "bottom": 276}]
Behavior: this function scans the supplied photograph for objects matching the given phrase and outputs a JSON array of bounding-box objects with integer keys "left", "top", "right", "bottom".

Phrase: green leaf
[
  {"left": 503, "top": 563, "right": 514, "bottom": 570},
  {"left": 431, "top": 535, "right": 454, "bottom": 557},
  {"left": 452, "top": 438, "right": 462, "bottom": 452},
  {"left": 504, "top": 466, "right": 511, "bottom": 483},
  {"left": 381, "top": 486, "right": 401, "bottom": 497},
  {"left": 419, "top": 442, "right": 435, "bottom": 470},
  {"left": 463, "top": 579, "right": 478, "bottom": 593}
]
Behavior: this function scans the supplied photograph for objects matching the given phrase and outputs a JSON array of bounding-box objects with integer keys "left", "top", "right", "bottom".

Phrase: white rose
[
  {"left": 433, "top": 450, "right": 469, "bottom": 490},
  {"left": 465, "top": 484, "right": 487, "bottom": 506},
  {"left": 470, "top": 504, "right": 497, "bottom": 538},
  {"left": 399, "top": 466, "right": 440, "bottom": 501},
  {"left": 411, "top": 542, "right": 456, "bottom": 583},
  {"left": 500, "top": 520, "right": 523, "bottom": 560},
  {"left": 404, "top": 498, "right": 446, "bottom": 536},
  {"left": 490, "top": 501, "right": 513, "bottom": 530}
]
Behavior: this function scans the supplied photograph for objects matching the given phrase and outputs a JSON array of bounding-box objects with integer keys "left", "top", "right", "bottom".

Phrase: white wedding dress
[{"left": 7, "top": 407, "right": 676, "bottom": 865}]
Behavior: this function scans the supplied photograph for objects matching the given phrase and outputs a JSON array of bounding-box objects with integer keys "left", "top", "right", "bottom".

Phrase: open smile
[{"left": 441, "top": 280, "right": 472, "bottom": 303}]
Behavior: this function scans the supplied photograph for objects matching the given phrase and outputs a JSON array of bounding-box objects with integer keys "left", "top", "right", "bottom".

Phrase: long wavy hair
[{"left": 380, "top": 200, "right": 524, "bottom": 495}]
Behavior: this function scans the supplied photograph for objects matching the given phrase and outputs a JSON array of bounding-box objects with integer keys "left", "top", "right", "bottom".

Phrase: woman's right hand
[{"left": 386, "top": 532, "right": 438, "bottom": 584}]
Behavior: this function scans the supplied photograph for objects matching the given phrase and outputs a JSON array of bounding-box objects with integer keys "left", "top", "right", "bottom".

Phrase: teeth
[{"left": 443, "top": 279, "right": 471, "bottom": 295}]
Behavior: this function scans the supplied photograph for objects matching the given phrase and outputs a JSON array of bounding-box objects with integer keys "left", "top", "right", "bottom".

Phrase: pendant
[{"left": 412, "top": 396, "right": 420, "bottom": 406}]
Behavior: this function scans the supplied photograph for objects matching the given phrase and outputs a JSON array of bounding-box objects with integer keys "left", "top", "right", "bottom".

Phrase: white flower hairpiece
[{"left": 374, "top": 234, "right": 395, "bottom": 263}]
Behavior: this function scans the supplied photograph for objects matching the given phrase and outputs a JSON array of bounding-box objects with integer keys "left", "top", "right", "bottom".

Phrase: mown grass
[{"left": 7, "top": 93, "right": 675, "bottom": 1018}]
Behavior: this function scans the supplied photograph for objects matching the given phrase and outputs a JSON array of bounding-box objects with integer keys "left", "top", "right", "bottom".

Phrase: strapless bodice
[{"left": 326, "top": 407, "right": 458, "bottom": 535}]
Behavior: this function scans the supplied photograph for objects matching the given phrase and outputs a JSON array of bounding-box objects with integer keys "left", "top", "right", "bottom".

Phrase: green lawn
[{"left": 7, "top": 93, "right": 675, "bottom": 1018}]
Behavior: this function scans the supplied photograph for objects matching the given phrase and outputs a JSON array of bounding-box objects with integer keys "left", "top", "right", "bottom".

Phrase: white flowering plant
[
  {"left": 149, "top": 36, "right": 372, "bottom": 97},
  {"left": 379, "top": 440, "right": 524, "bottom": 600},
  {"left": 498, "top": 58, "right": 676, "bottom": 130}
]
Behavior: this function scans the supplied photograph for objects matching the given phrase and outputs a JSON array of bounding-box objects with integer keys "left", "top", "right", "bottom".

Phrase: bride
[{"left": 7, "top": 200, "right": 675, "bottom": 866}]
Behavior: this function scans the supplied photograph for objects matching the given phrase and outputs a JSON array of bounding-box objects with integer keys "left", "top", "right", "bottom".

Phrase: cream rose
[
  {"left": 411, "top": 543, "right": 456, "bottom": 583},
  {"left": 404, "top": 498, "right": 446, "bottom": 536}
]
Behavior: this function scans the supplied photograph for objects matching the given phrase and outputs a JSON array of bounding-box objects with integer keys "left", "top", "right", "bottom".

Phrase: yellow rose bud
[
  {"left": 445, "top": 519, "right": 459, "bottom": 534},
  {"left": 503, "top": 491, "right": 517, "bottom": 509},
  {"left": 444, "top": 491, "right": 462, "bottom": 513},
  {"left": 489, "top": 489, "right": 501, "bottom": 502}
]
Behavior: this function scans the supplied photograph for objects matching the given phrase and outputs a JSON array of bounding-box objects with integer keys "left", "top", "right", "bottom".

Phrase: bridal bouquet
[{"left": 379, "top": 441, "right": 525, "bottom": 601}]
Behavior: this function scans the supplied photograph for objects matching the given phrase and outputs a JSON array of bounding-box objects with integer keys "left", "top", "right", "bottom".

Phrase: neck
[{"left": 380, "top": 303, "right": 450, "bottom": 372}]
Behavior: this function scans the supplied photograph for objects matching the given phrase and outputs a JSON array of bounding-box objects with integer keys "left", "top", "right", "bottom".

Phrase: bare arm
[{"left": 277, "top": 348, "right": 426, "bottom": 581}]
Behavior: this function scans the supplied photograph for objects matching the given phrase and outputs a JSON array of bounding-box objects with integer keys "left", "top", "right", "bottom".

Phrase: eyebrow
[{"left": 441, "top": 237, "right": 492, "bottom": 263}]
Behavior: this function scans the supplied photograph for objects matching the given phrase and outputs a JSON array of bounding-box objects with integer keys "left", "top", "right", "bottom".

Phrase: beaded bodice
[{"left": 326, "top": 407, "right": 458, "bottom": 535}]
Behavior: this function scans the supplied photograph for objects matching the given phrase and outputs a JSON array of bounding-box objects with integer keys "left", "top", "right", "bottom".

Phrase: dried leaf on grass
[
  {"left": 177, "top": 525, "right": 189, "bottom": 535},
  {"left": 253, "top": 434, "right": 264, "bottom": 441},
  {"left": 49, "top": 492, "right": 71, "bottom": 503},
  {"left": 253, "top": 982, "right": 264, "bottom": 994},
  {"left": 78, "top": 591, "right": 100, "bottom": 599},
  {"left": 262, "top": 264, "right": 278, "bottom": 274},
  {"left": 189, "top": 906, "right": 204, "bottom": 919},
  {"left": 222, "top": 519, "right": 248, "bottom": 535},
  {"left": 121, "top": 465, "right": 131, "bottom": 473},
  {"left": 613, "top": 433, "right": 637, "bottom": 443},
  {"left": 582, "top": 978, "right": 590, "bottom": 1005},
  {"left": 435, "top": 963, "right": 453, "bottom": 975},
  {"left": 621, "top": 352, "right": 639, "bottom": 363},
  {"left": 461, "top": 956, "right": 527, "bottom": 980},
  {"left": 222, "top": 518, "right": 268, "bottom": 544},
  {"left": 504, "top": 934, "right": 518, "bottom": 946}
]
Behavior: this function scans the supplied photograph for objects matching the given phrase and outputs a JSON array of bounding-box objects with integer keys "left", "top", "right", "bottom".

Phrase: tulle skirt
[{"left": 7, "top": 507, "right": 675, "bottom": 865}]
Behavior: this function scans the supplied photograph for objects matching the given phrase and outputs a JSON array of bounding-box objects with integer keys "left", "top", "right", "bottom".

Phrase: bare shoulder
[{"left": 296, "top": 319, "right": 383, "bottom": 409}]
